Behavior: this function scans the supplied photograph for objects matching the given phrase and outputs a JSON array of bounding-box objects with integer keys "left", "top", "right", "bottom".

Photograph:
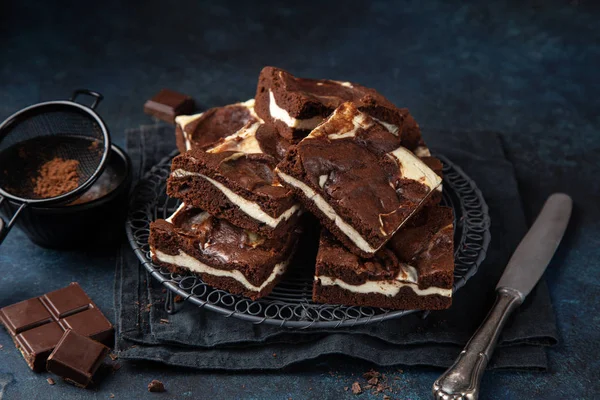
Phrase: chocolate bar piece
[
  {"left": 47, "top": 330, "right": 109, "bottom": 388},
  {"left": 144, "top": 89, "right": 195, "bottom": 123},
  {"left": 276, "top": 102, "right": 442, "bottom": 258},
  {"left": 0, "top": 283, "right": 113, "bottom": 371}
]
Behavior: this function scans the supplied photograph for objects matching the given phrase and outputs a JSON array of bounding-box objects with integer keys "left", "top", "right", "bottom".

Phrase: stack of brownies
[{"left": 149, "top": 67, "right": 455, "bottom": 310}]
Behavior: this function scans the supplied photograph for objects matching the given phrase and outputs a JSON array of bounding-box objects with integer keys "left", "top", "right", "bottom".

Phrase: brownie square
[
  {"left": 313, "top": 206, "right": 455, "bottom": 310},
  {"left": 276, "top": 102, "right": 442, "bottom": 258},
  {"left": 167, "top": 120, "right": 300, "bottom": 239},
  {"left": 174, "top": 99, "right": 258, "bottom": 153},
  {"left": 254, "top": 66, "right": 425, "bottom": 145},
  {"left": 149, "top": 204, "right": 300, "bottom": 300}
]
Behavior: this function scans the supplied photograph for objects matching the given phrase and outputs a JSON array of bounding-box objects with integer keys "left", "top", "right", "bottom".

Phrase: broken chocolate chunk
[
  {"left": 144, "top": 89, "right": 195, "bottom": 123},
  {"left": 46, "top": 330, "right": 109, "bottom": 388}
]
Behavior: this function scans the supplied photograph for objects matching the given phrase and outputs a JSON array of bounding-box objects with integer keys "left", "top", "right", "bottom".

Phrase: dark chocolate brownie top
[
  {"left": 255, "top": 66, "right": 424, "bottom": 146},
  {"left": 151, "top": 205, "right": 298, "bottom": 285},
  {"left": 257, "top": 66, "right": 397, "bottom": 119},
  {"left": 277, "top": 102, "right": 441, "bottom": 251},
  {"left": 175, "top": 99, "right": 257, "bottom": 151},
  {"left": 316, "top": 206, "right": 454, "bottom": 290}
]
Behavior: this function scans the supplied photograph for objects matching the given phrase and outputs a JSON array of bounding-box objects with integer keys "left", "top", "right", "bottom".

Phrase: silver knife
[{"left": 432, "top": 193, "right": 572, "bottom": 400}]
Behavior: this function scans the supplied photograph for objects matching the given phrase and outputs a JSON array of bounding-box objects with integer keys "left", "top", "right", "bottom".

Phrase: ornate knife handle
[{"left": 432, "top": 287, "right": 523, "bottom": 400}]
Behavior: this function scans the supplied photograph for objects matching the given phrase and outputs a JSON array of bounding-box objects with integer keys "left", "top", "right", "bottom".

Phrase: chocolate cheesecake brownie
[
  {"left": 276, "top": 102, "right": 442, "bottom": 257},
  {"left": 149, "top": 204, "right": 299, "bottom": 300},
  {"left": 167, "top": 118, "right": 300, "bottom": 238},
  {"left": 174, "top": 99, "right": 258, "bottom": 153},
  {"left": 313, "top": 206, "right": 455, "bottom": 310},
  {"left": 254, "top": 66, "right": 424, "bottom": 144}
]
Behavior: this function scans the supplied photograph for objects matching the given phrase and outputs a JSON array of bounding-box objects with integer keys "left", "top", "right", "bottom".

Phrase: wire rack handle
[{"left": 70, "top": 89, "right": 103, "bottom": 110}]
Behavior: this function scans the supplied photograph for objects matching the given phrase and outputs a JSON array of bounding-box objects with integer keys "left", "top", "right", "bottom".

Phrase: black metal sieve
[{"left": 0, "top": 90, "right": 111, "bottom": 244}]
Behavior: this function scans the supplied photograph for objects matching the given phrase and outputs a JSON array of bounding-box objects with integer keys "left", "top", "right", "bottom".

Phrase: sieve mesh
[{"left": 0, "top": 101, "right": 108, "bottom": 202}]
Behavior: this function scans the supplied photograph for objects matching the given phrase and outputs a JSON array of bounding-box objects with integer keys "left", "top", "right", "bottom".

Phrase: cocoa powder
[{"left": 34, "top": 157, "right": 80, "bottom": 198}]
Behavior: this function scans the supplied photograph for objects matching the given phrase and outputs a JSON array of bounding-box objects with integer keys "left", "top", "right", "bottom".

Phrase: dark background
[{"left": 0, "top": 0, "right": 599, "bottom": 398}]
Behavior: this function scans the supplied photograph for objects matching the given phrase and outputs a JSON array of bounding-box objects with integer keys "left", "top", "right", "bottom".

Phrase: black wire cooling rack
[{"left": 125, "top": 152, "right": 491, "bottom": 329}]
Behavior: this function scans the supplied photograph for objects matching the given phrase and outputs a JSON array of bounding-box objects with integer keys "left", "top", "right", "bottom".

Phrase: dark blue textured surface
[{"left": 0, "top": 1, "right": 598, "bottom": 398}]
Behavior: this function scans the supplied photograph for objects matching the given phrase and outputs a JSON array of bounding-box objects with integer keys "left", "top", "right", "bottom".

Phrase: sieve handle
[
  {"left": 0, "top": 197, "right": 27, "bottom": 245},
  {"left": 70, "top": 89, "right": 103, "bottom": 110}
]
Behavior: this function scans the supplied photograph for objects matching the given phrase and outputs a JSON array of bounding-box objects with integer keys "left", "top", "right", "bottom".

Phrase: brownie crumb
[
  {"left": 375, "top": 383, "right": 388, "bottom": 393},
  {"left": 174, "top": 295, "right": 184, "bottom": 303},
  {"left": 148, "top": 379, "right": 165, "bottom": 393},
  {"left": 363, "top": 369, "right": 381, "bottom": 380},
  {"left": 272, "top": 353, "right": 277, "bottom": 357},
  {"left": 367, "top": 377, "right": 378, "bottom": 386},
  {"left": 34, "top": 157, "right": 80, "bottom": 198},
  {"left": 351, "top": 382, "right": 362, "bottom": 394},
  {"left": 47, "top": 377, "right": 55, "bottom": 385}
]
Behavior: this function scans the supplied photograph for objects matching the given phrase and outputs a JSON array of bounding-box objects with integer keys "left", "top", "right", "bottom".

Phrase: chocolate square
[
  {"left": 0, "top": 298, "right": 53, "bottom": 334},
  {"left": 42, "top": 283, "right": 91, "bottom": 318},
  {"left": 15, "top": 322, "right": 65, "bottom": 371},
  {"left": 47, "top": 330, "right": 109, "bottom": 388},
  {"left": 59, "top": 307, "right": 114, "bottom": 347}
]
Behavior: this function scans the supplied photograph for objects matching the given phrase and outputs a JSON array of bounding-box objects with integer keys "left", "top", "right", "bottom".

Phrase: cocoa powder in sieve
[{"left": 33, "top": 157, "right": 80, "bottom": 198}]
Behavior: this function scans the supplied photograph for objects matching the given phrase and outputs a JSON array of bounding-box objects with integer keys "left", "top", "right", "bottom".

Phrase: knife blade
[
  {"left": 497, "top": 192, "right": 572, "bottom": 298},
  {"left": 433, "top": 193, "right": 572, "bottom": 400}
]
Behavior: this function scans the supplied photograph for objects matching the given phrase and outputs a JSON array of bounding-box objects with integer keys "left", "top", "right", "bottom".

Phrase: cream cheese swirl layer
[
  {"left": 268, "top": 90, "right": 324, "bottom": 130},
  {"left": 152, "top": 249, "right": 289, "bottom": 292},
  {"left": 171, "top": 169, "right": 300, "bottom": 228},
  {"left": 317, "top": 273, "right": 452, "bottom": 297}
]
